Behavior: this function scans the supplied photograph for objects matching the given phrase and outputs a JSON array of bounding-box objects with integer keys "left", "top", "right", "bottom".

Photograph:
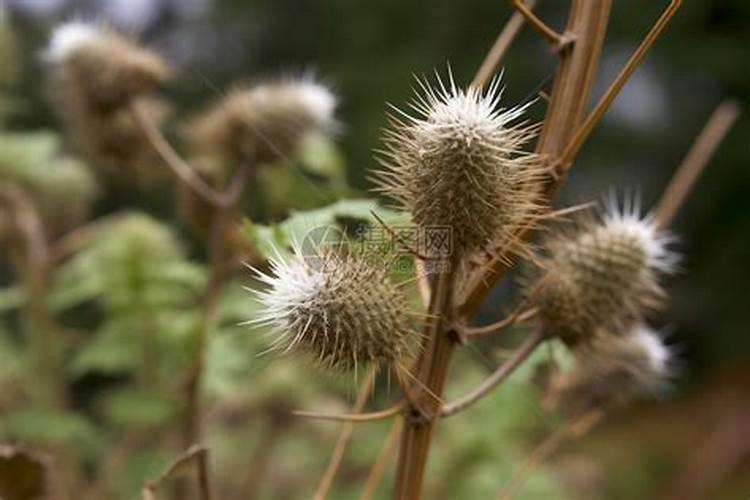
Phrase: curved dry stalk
[
  {"left": 360, "top": 419, "right": 403, "bottom": 500},
  {"left": 654, "top": 100, "right": 740, "bottom": 229},
  {"left": 294, "top": 402, "right": 403, "bottom": 423},
  {"left": 472, "top": 0, "right": 538, "bottom": 90},
  {"left": 128, "top": 100, "right": 222, "bottom": 207},
  {"left": 313, "top": 367, "right": 378, "bottom": 500},
  {"left": 560, "top": 0, "right": 683, "bottom": 168},
  {"left": 497, "top": 408, "right": 604, "bottom": 500},
  {"left": 463, "top": 307, "right": 538, "bottom": 339},
  {"left": 142, "top": 445, "right": 212, "bottom": 500},
  {"left": 510, "top": 0, "right": 565, "bottom": 46},
  {"left": 459, "top": 0, "right": 613, "bottom": 316},
  {"left": 441, "top": 328, "right": 546, "bottom": 418}
]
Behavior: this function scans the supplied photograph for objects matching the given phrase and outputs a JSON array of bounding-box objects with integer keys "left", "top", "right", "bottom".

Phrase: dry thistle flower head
[
  {"left": 530, "top": 197, "right": 676, "bottom": 345},
  {"left": 45, "top": 21, "right": 169, "bottom": 109},
  {"left": 374, "top": 72, "right": 542, "bottom": 257},
  {"left": 552, "top": 323, "right": 672, "bottom": 412},
  {"left": 185, "top": 78, "right": 337, "bottom": 166},
  {"left": 247, "top": 242, "right": 415, "bottom": 372}
]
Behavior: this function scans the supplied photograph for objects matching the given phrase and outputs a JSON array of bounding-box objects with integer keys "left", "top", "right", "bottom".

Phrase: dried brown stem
[
  {"left": 654, "top": 100, "right": 740, "bottom": 229},
  {"left": 294, "top": 401, "right": 403, "bottom": 423},
  {"left": 313, "top": 367, "right": 378, "bottom": 500},
  {"left": 142, "top": 445, "right": 213, "bottom": 500},
  {"left": 394, "top": 256, "right": 459, "bottom": 499},
  {"left": 460, "top": 0, "right": 613, "bottom": 315},
  {"left": 0, "top": 184, "right": 65, "bottom": 407},
  {"left": 441, "top": 328, "right": 546, "bottom": 418},
  {"left": 360, "top": 418, "right": 403, "bottom": 500},
  {"left": 510, "top": 0, "right": 563, "bottom": 46},
  {"left": 497, "top": 408, "right": 604, "bottom": 500},
  {"left": 463, "top": 306, "right": 538, "bottom": 338},
  {"left": 472, "top": 0, "right": 537, "bottom": 90},
  {"left": 560, "top": 0, "right": 683, "bottom": 168},
  {"left": 128, "top": 99, "right": 223, "bottom": 207}
]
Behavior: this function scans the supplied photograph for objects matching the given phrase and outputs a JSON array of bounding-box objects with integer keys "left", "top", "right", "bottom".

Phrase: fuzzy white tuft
[
  {"left": 601, "top": 193, "right": 677, "bottom": 275},
  {"left": 44, "top": 21, "right": 101, "bottom": 63},
  {"left": 629, "top": 323, "right": 671, "bottom": 376},
  {"left": 245, "top": 242, "right": 414, "bottom": 371}
]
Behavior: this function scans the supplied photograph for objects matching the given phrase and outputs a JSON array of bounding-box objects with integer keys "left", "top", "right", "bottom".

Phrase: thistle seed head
[
  {"left": 185, "top": 78, "right": 337, "bottom": 165},
  {"left": 374, "top": 72, "right": 542, "bottom": 257},
  {"left": 554, "top": 323, "right": 672, "bottom": 412},
  {"left": 249, "top": 243, "right": 415, "bottom": 372},
  {"left": 531, "top": 197, "right": 676, "bottom": 345},
  {"left": 46, "top": 22, "right": 169, "bottom": 110}
]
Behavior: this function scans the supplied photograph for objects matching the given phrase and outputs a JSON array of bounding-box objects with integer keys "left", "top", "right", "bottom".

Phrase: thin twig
[
  {"left": 463, "top": 307, "right": 538, "bottom": 339},
  {"left": 472, "top": 0, "right": 538, "bottom": 90},
  {"left": 497, "top": 408, "right": 604, "bottom": 500},
  {"left": 129, "top": 100, "right": 222, "bottom": 207},
  {"left": 441, "top": 328, "right": 546, "bottom": 418},
  {"left": 560, "top": 0, "right": 683, "bottom": 168},
  {"left": 142, "top": 445, "right": 213, "bottom": 500},
  {"left": 294, "top": 401, "right": 403, "bottom": 423},
  {"left": 653, "top": 100, "right": 740, "bottom": 229},
  {"left": 510, "top": 0, "right": 563, "bottom": 46},
  {"left": 360, "top": 419, "right": 403, "bottom": 500},
  {"left": 313, "top": 368, "right": 378, "bottom": 500}
]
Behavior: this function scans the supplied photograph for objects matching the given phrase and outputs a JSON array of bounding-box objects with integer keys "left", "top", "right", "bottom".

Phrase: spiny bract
[
  {"left": 375, "top": 72, "right": 542, "bottom": 257},
  {"left": 555, "top": 323, "right": 672, "bottom": 411},
  {"left": 248, "top": 244, "right": 414, "bottom": 371},
  {"left": 185, "top": 78, "right": 337, "bottom": 165},
  {"left": 531, "top": 197, "right": 676, "bottom": 345}
]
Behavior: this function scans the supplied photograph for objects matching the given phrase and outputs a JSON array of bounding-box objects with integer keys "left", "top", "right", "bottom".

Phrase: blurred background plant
[{"left": 0, "top": 1, "right": 748, "bottom": 499}]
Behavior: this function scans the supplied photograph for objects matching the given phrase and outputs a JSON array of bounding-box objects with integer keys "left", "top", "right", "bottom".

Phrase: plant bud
[
  {"left": 184, "top": 78, "right": 337, "bottom": 166},
  {"left": 530, "top": 199, "right": 675, "bottom": 345},
  {"left": 374, "top": 73, "right": 542, "bottom": 257},
  {"left": 45, "top": 22, "right": 169, "bottom": 110},
  {"left": 552, "top": 324, "right": 672, "bottom": 412},
  {"left": 249, "top": 243, "right": 414, "bottom": 371}
]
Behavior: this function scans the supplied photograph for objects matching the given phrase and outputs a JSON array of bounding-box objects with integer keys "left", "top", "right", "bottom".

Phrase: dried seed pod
[
  {"left": 184, "top": 78, "right": 337, "bottom": 166},
  {"left": 552, "top": 324, "right": 672, "bottom": 412},
  {"left": 45, "top": 21, "right": 169, "bottom": 110},
  {"left": 45, "top": 23, "right": 170, "bottom": 179},
  {"left": 374, "top": 73, "right": 542, "bottom": 257},
  {"left": 249, "top": 243, "right": 415, "bottom": 371},
  {"left": 530, "top": 198, "right": 676, "bottom": 345}
]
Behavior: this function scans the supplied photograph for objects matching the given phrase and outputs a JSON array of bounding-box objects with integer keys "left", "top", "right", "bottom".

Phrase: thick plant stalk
[
  {"left": 393, "top": 3, "right": 613, "bottom": 497},
  {"left": 393, "top": 258, "right": 458, "bottom": 498}
]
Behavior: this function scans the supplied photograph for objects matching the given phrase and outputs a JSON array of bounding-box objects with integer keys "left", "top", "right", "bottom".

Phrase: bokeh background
[{"left": 0, "top": 0, "right": 749, "bottom": 499}]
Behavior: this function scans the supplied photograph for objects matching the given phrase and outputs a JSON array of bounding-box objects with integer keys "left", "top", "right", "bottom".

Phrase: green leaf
[
  {"left": 99, "top": 389, "right": 175, "bottom": 429},
  {"left": 0, "top": 286, "right": 23, "bottom": 312},
  {"left": 69, "top": 323, "right": 140, "bottom": 376},
  {"left": 242, "top": 198, "right": 409, "bottom": 260},
  {"left": 1, "top": 409, "right": 104, "bottom": 457}
]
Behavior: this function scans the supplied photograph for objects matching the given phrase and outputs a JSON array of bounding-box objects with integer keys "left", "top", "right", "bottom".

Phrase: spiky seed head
[
  {"left": 553, "top": 323, "right": 672, "bottom": 412},
  {"left": 249, "top": 244, "right": 414, "bottom": 371},
  {"left": 530, "top": 198, "right": 675, "bottom": 345},
  {"left": 46, "top": 21, "right": 169, "bottom": 109},
  {"left": 184, "top": 78, "right": 337, "bottom": 166},
  {"left": 374, "top": 73, "right": 542, "bottom": 257}
]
